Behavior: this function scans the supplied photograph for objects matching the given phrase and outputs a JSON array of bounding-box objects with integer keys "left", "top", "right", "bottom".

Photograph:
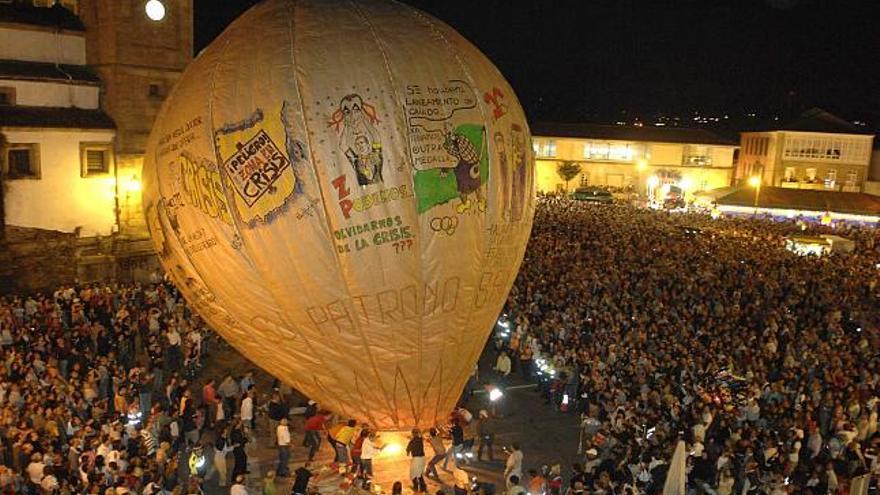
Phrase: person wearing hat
[
  {"left": 583, "top": 449, "right": 601, "bottom": 479},
  {"left": 407, "top": 428, "right": 428, "bottom": 493}
]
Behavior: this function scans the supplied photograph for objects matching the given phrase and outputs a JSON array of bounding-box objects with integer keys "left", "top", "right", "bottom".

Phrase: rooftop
[
  {"left": 0, "top": 59, "right": 100, "bottom": 85},
  {"left": 744, "top": 108, "right": 874, "bottom": 136},
  {"left": 715, "top": 186, "right": 880, "bottom": 216},
  {"left": 0, "top": 2, "right": 84, "bottom": 32},
  {"left": 531, "top": 122, "right": 737, "bottom": 146},
  {"left": 0, "top": 105, "right": 115, "bottom": 129}
]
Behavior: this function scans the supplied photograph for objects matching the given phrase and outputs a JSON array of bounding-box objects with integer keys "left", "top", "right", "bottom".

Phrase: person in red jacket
[{"left": 304, "top": 411, "right": 330, "bottom": 461}]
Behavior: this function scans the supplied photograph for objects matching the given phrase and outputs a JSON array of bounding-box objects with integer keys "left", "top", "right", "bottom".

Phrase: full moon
[{"left": 145, "top": 0, "right": 166, "bottom": 21}]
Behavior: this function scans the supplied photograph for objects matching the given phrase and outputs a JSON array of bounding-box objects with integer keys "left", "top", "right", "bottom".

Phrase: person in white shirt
[
  {"left": 495, "top": 351, "right": 512, "bottom": 378},
  {"left": 276, "top": 418, "right": 292, "bottom": 477},
  {"left": 26, "top": 453, "right": 45, "bottom": 485},
  {"left": 230, "top": 474, "right": 249, "bottom": 495},
  {"left": 240, "top": 388, "right": 255, "bottom": 432},
  {"left": 360, "top": 433, "right": 381, "bottom": 486},
  {"left": 504, "top": 443, "right": 523, "bottom": 489}
]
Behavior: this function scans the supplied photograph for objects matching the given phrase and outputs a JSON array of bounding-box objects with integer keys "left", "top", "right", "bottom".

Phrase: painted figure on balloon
[
  {"left": 345, "top": 134, "right": 384, "bottom": 185},
  {"left": 440, "top": 125, "right": 487, "bottom": 214},
  {"left": 413, "top": 123, "right": 488, "bottom": 215},
  {"left": 509, "top": 124, "right": 528, "bottom": 222},
  {"left": 494, "top": 131, "right": 511, "bottom": 219},
  {"left": 328, "top": 94, "right": 384, "bottom": 186}
]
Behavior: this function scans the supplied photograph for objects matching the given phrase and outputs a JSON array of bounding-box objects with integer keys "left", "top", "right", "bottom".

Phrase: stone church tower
[{"left": 77, "top": 0, "right": 193, "bottom": 239}]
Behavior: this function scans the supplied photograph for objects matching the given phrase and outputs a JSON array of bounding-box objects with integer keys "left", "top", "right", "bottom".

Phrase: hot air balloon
[{"left": 143, "top": 0, "right": 535, "bottom": 429}]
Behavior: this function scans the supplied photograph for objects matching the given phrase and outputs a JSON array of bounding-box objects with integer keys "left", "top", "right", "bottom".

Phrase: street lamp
[
  {"left": 488, "top": 387, "right": 504, "bottom": 402},
  {"left": 748, "top": 175, "right": 762, "bottom": 216},
  {"left": 145, "top": 0, "right": 166, "bottom": 21}
]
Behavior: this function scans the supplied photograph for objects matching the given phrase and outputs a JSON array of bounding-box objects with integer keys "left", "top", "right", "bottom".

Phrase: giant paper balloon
[{"left": 143, "top": 0, "right": 534, "bottom": 429}]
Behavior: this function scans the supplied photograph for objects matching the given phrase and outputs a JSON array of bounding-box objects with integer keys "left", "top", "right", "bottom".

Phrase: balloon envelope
[{"left": 143, "top": 0, "right": 535, "bottom": 429}]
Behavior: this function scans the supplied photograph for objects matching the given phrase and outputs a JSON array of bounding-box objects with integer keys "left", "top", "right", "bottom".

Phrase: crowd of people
[
  {"left": 1, "top": 197, "right": 878, "bottom": 495},
  {"left": 0, "top": 276, "right": 226, "bottom": 494},
  {"left": 494, "top": 198, "right": 879, "bottom": 495}
]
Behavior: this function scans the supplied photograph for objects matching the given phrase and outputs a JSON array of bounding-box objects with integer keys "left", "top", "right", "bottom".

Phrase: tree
[{"left": 556, "top": 161, "right": 581, "bottom": 193}]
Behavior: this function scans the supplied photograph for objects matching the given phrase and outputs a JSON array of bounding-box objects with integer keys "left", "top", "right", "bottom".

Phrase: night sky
[{"left": 193, "top": 0, "right": 880, "bottom": 129}]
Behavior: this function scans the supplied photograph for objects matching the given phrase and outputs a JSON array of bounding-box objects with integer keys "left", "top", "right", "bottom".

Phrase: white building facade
[
  {"left": 0, "top": 1, "right": 118, "bottom": 236},
  {"left": 737, "top": 109, "right": 874, "bottom": 193}
]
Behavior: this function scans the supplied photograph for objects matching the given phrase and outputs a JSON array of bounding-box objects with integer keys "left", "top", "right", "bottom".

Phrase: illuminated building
[
  {"left": 78, "top": 0, "right": 193, "bottom": 242},
  {"left": 531, "top": 123, "right": 737, "bottom": 200},
  {"left": 737, "top": 108, "right": 875, "bottom": 193},
  {"left": 0, "top": 1, "right": 116, "bottom": 236},
  {"left": 0, "top": 0, "right": 190, "bottom": 290}
]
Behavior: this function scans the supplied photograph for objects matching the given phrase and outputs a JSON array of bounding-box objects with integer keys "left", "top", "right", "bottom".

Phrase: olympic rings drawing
[{"left": 430, "top": 216, "right": 459, "bottom": 236}]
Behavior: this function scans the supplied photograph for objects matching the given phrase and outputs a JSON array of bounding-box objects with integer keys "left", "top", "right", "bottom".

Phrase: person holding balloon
[{"left": 406, "top": 428, "right": 428, "bottom": 493}]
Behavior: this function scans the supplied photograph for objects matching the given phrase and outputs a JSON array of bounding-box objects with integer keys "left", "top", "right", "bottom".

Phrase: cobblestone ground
[{"left": 195, "top": 340, "right": 581, "bottom": 495}]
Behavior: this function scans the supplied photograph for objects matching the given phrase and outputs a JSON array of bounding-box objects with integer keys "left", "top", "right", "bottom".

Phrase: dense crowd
[
  {"left": 498, "top": 198, "right": 879, "bottom": 495},
  {"left": 2, "top": 198, "right": 879, "bottom": 495},
  {"left": 0, "top": 276, "right": 219, "bottom": 494}
]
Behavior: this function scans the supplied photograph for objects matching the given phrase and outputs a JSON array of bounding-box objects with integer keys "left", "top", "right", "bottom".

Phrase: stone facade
[
  {"left": 0, "top": 0, "right": 193, "bottom": 290},
  {"left": 78, "top": 0, "right": 193, "bottom": 240},
  {"left": 0, "top": 226, "right": 77, "bottom": 294}
]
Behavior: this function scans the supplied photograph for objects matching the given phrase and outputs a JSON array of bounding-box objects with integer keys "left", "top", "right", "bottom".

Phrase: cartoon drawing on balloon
[
  {"left": 281, "top": 103, "right": 311, "bottom": 193},
  {"left": 412, "top": 123, "right": 488, "bottom": 215},
  {"left": 494, "top": 131, "right": 510, "bottom": 219},
  {"left": 509, "top": 123, "right": 528, "bottom": 222},
  {"left": 327, "top": 94, "right": 384, "bottom": 186},
  {"left": 440, "top": 126, "right": 487, "bottom": 213},
  {"left": 214, "top": 102, "right": 305, "bottom": 227},
  {"left": 345, "top": 135, "right": 384, "bottom": 185},
  {"left": 145, "top": 202, "right": 172, "bottom": 260}
]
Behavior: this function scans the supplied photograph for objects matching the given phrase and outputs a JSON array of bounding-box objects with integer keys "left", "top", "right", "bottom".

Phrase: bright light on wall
[
  {"left": 636, "top": 158, "right": 648, "bottom": 171},
  {"left": 145, "top": 0, "right": 166, "bottom": 21},
  {"left": 748, "top": 176, "right": 761, "bottom": 188},
  {"left": 124, "top": 176, "right": 142, "bottom": 193}
]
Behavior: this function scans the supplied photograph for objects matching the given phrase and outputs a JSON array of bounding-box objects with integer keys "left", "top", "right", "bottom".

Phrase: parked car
[{"left": 571, "top": 187, "right": 614, "bottom": 204}]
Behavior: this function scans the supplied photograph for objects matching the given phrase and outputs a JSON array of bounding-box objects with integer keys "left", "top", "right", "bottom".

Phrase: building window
[
  {"left": 805, "top": 168, "right": 817, "bottom": 182},
  {"left": 80, "top": 143, "right": 113, "bottom": 177},
  {"left": 783, "top": 136, "right": 869, "bottom": 162},
  {"left": 682, "top": 145, "right": 712, "bottom": 166},
  {"left": 783, "top": 167, "right": 796, "bottom": 181},
  {"left": 4, "top": 144, "right": 40, "bottom": 179},
  {"left": 533, "top": 139, "right": 556, "bottom": 158},
  {"left": 31, "top": 0, "right": 77, "bottom": 13},
  {"left": 824, "top": 169, "right": 837, "bottom": 188},
  {"left": 845, "top": 170, "right": 858, "bottom": 186},
  {"left": 583, "top": 141, "right": 635, "bottom": 161},
  {"left": 0, "top": 86, "right": 14, "bottom": 106},
  {"left": 148, "top": 83, "right": 162, "bottom": 98}
]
